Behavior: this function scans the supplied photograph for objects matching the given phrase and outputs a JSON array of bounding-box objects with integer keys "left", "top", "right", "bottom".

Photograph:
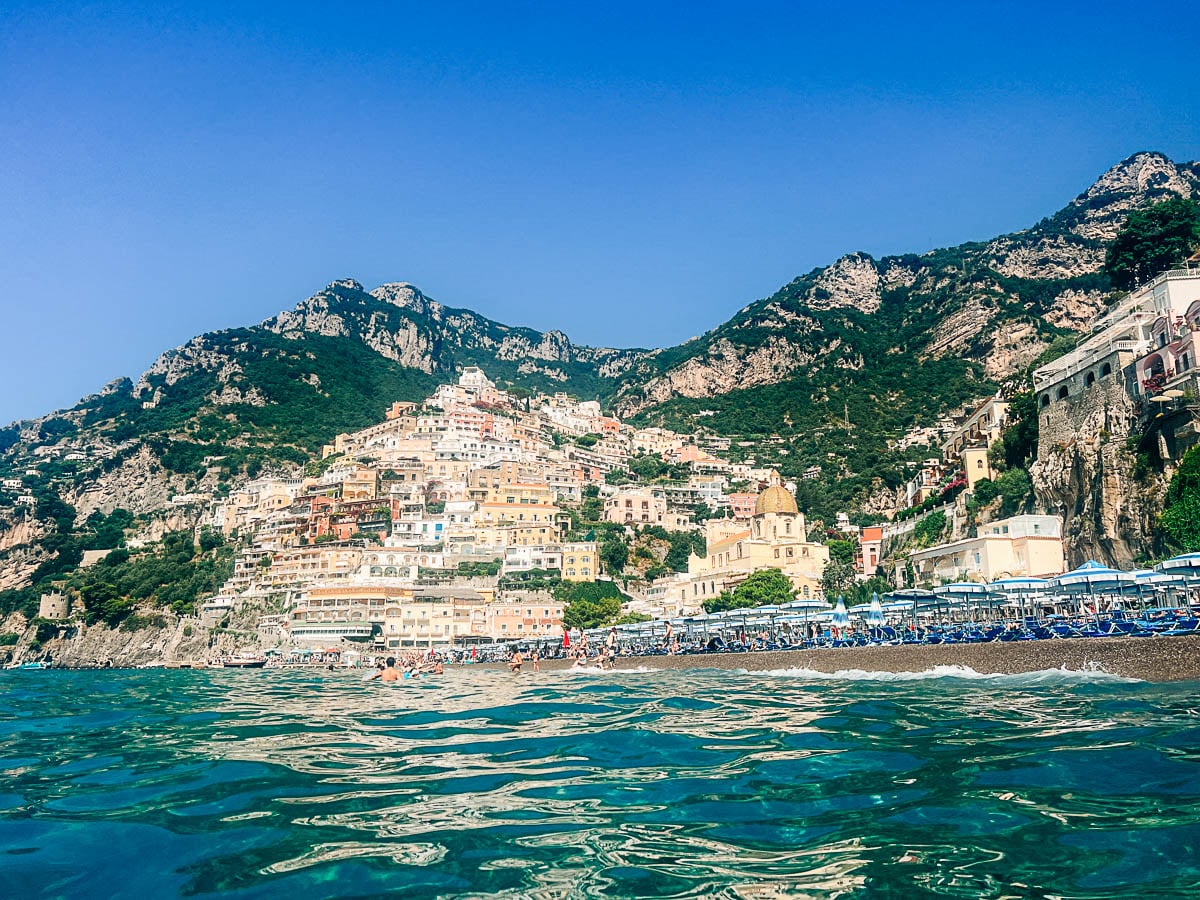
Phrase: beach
[{"left": 535, "top": 634, "right": 1200, "bottom": 682}]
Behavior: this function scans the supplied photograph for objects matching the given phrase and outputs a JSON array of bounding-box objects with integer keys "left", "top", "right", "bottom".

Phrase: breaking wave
[{"left": 757, "top": 663, "right": 1143, "bottom": 684}]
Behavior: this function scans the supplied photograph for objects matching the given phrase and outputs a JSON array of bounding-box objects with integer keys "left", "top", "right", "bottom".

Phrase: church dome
[{"left": 755, "top": 485, "right": 799, "bottom": 516}]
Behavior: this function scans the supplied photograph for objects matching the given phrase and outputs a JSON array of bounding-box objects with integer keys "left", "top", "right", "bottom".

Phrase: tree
[
  {"left": 911, "top": 511, "right": 947, "bottom": 547},
  {"left": 998, "top": 391, "right": 1038, "bottom": 470},
  {"left": 599, "top": 533, "right": 628, "bottom": 575},
  {"left": 821, "top": 557, "right": 857, "bottom": 598},
  {"left": 996, "top": 468, "right": 1032, "bottom": 516},
  {"left": 827, "top": 538, "right": 857, "bottom": 566},
  {"left": 1160, "top": 446, "right": 1200, "bottom": 552},
  {"left": 562, "top": 596, "right": 621, "bottom": 629},
  {"left": 614, "top": 612, "right": 652, "bottom": 625},
  {"left": 198, "top": 527, "right": 225, "bottom": 553},
  {"left": 557, "top": 580, "right": 627, "bottom": 629},
  {"left": 971, "top": 478, "right": 999, "bottom": 505},
  {"left": 663, "top": 530, "right": 705, "bottom": 572},
  {"left": 1104, "top": 197, "right": 1200, "bottom": 290},
  {"left": 702, "top": 568, "right": 794, "bottom": 613}
]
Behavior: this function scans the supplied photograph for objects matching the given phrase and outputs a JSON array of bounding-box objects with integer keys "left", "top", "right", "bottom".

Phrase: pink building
[
  {"left": 859, "top": 526, "right": 883, "bottom": 575},
  {"left": 727, "top": 492, "right": 759, "bottom": 521}
]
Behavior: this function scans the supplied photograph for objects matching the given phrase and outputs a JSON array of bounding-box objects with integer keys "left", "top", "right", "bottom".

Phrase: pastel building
[{"left": 905, "top": 515, "right": 1065, "bottom": 585}]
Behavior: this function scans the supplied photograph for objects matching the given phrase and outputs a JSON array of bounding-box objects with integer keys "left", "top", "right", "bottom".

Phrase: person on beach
[
  {"left": 531, "top": 649, "right": 540, "bottom": 672},
  {"left": 509, "top": 650, "right": 523, "bottom": 674}
]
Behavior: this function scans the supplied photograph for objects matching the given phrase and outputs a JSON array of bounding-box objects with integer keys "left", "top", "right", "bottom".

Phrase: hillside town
[
  {"left": 179, "top": 365, "right": 845, "bottom": 652},
  {"left": 179, "top": 378, "right": 1051, "bottom": 653},
  {"left": 6, "top": 260, "right": 1200, "bottom": 662}
]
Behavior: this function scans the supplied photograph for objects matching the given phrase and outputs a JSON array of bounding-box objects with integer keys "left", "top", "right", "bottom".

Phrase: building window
[{"left": 1057, "top": 386, "right": 1069, "bottom": 400}]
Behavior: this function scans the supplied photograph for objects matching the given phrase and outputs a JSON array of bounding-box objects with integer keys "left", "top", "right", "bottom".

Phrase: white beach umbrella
[{"left": 831, "top": 596, "right": 851, "bottom": 630}]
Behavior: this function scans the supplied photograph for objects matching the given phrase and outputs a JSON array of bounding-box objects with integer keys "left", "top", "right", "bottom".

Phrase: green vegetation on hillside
[
  {"left": 1105, "top": 197, "right": 1200, "bottom": 290},
  {"left": 71, "top": 530, "right": 235, "bottom": 627},
  {"left": 1160, "top": 446, "right": 1200, "bottom": 553},
  {"left": 558, "top": 580, "right": 628, "bottom": 630}
]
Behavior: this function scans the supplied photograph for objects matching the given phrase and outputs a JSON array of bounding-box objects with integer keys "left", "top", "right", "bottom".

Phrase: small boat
[
  {"left": 222, "top": 651, "right": 267, "bottom": 669},
  {"left": 15, "top": 661, "right": 50, "bottom": 670}
]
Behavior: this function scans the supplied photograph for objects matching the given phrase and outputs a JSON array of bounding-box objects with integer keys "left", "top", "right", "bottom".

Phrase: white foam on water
[
  {"left": 754, "top": 663, "right": 1142, "bottom": 684},
  {"left": 561, "top": 665, "right": 660, "bottom": 676}
]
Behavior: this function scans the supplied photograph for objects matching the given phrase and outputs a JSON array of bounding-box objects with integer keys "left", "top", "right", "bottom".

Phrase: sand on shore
[{"left": 531, "top": 634, "right": 1200, "bottom": 682}]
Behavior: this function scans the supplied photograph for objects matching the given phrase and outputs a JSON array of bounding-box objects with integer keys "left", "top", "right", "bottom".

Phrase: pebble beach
[{"left": 537, "top": 634, "right": 1200, "bottom": 682}]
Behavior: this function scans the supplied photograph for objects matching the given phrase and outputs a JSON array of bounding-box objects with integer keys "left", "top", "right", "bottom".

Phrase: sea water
[{"left": 1, "top": 666, "right": 1198, "bottom": 898}]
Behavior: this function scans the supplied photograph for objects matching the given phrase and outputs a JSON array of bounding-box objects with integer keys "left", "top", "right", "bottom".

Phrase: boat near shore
[{"left": 220, "top": 651, "right": 267, "bottom": 669}]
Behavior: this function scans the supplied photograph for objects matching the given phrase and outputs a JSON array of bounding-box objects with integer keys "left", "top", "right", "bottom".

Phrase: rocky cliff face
[
  {"left": 616, "top": 152, "right": 1200, "bottom": 419},
  {"left": 1030, "top": 376, "right": 1164, "bottom": 568},
  {"left": 0, "top": 597, "right": 276, "bottom": 669}
]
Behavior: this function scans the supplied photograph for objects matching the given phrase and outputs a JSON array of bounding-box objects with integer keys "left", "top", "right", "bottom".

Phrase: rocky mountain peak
[
  {"left": 1063, "top": 151, "right": 1197, "bottom": 241},
  {"left": 803, "top": 251, "right": 882, "bottom": 314},
  {"left": 369, "top": 283, "right": 442, "bottom": 320},
  {"left": 327, "top": 278, "right": 363, "bottom": 292}
]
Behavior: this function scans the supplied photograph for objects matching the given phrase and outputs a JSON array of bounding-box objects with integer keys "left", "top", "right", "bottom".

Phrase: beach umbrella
[
  {"left": 990, "top": 577, "right": 1049, "bottom": 620},
  {"left": 1049, "top": 561, "right": 1135, "bottom": 617},
  {"left": 831, "top": 595, "right": 851, "bottom": 633},
  {"left": 867, "top": 593, "right": 885, "bottom": 627},
  {"left": 1155, "top": 552, "right": 1200, "bottom": 575},
  {"left": 1154, "top": 553, "right": 1200, "bottom": 608},
  {"left": 934, "top": 582, "right": 996, "bottom": 623}
]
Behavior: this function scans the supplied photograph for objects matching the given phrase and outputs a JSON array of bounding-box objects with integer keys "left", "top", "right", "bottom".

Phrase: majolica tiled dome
[{"left": 755, "top": 485, "right": 799, "bottom": 516}]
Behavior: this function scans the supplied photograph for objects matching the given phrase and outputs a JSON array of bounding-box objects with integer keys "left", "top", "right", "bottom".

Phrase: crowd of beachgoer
[{"left": 364, "top": 653, "right": 445, "bottom": 681}]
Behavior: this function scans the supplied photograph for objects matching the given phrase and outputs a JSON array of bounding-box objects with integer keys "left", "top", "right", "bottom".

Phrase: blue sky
[{"left": 1, "top": 1, "right": 1197, "bottom": 424}]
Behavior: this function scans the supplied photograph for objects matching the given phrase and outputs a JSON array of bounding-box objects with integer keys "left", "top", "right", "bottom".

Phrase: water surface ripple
[{"left": 1, "top": 667, "right": 1198, "bottom": 898}]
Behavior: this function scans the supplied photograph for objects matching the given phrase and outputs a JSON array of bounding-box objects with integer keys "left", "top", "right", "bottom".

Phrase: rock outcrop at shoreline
[{"left": 0, "top": 602, "right": 270, "bottom": 669}]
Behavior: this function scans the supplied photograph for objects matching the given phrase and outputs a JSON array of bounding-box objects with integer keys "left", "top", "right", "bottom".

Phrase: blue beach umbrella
[
  {"left": 1049, "top": 561, "right": 1135, "bottom": 615},
  {"left": 934, "top": 581, "right": 997, "bottom": 622},
  {"left": 1154, "top": 554, "right": 1200, "bottom": 609},
  {"left": 1154, "top": 552, "right": 1200, "bottom": 576}
]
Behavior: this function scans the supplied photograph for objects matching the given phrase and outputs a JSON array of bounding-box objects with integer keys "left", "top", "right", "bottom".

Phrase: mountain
[{"left": 0, "top": 151, "right": 1197, "bottom": 583}]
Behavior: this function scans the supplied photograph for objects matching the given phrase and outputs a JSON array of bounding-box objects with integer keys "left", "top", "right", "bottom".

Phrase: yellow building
[
  {"left": 561, "top": 541, "right": 598, "bottom": 581},
  {"left": 686, "top": 484, "right": 830, "bottom": 602}
]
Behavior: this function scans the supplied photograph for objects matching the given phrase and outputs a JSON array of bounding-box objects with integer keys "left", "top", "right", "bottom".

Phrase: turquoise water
[{"left": 1, "top": 666, "right": 1199, "bottom": 898}]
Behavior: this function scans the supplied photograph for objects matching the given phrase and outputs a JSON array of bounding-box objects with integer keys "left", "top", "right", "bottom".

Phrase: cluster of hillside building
[
  {"left": 30, "top": 268, "right": 1200, "bottom": 644},
  {"left": 187, "top": 367, "right": 850, "bottom": 650}
]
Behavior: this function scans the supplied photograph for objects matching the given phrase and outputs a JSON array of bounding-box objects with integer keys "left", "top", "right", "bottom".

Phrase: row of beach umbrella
[{"left": 577, "top": 553, "right": 1200, "bottom": 645}]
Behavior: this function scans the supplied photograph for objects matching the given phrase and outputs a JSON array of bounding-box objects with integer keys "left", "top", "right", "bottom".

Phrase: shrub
[{"left": 972, "top": 478, "right": 999, "bottom": 504}]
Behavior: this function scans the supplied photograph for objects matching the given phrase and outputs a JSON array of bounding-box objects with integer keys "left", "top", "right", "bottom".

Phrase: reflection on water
[{"left": 1, "top": 666, "right": 1198, "bottom": 897}]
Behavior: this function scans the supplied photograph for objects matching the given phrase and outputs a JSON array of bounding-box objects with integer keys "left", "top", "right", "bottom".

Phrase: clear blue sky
[{"left": 1, "top": 1, "right": 1197, "bottom": 424}]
